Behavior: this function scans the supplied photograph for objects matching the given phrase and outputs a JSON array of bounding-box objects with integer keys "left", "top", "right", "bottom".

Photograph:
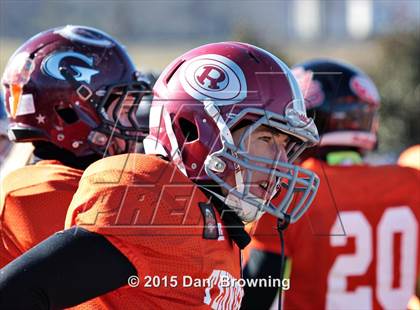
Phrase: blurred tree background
[
  {"left": 371, "top": 32, "right": 420, "bottom": 154},
  {"left": 232, "top": 23, "right": 291, "bottom": 66},
  {"left": 1, "top": 0, "right": 419, "bottom": 160}
]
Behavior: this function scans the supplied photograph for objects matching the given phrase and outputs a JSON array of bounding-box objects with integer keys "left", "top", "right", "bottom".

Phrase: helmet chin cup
[
  {"left": 224, "top": 192, "right": 266, "bottom": 223},
  {"left": 205, "top": 155, "right": 226, "bottom": 173}
]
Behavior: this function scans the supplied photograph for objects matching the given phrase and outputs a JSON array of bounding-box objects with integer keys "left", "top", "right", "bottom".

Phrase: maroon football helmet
[
  {"left": 144, "top": 42, "right": 320, "bottom": 223},
  {"left": 1, "top": 25, "right": 151, "bottom": 157},
  {"left": 292, "top": 59, "right": 380, "bottom": 152}
]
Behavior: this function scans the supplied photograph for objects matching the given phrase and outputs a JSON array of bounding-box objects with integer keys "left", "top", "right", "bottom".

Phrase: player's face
[
  {"left": 224, "top": 124, "right": 289, "bottom": 201},
  {"left": 104, "top": 97, "right": 137, "bottom": 155},
  {"left": 106, "top": 96, "right": 136, "bottom": 128}
]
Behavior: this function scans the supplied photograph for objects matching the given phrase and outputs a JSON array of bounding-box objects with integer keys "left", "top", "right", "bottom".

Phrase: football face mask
[{"left": 203, "top": 101, "right": 320, "bottom": 223}]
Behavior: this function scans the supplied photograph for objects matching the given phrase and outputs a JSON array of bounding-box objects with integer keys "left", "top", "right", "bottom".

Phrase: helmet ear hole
[
  {"left": 179, "top": 117, "right": 198, "bottom": 142},
  {"left": 55, "top": 106, "right": 79, "bottom": 124}
]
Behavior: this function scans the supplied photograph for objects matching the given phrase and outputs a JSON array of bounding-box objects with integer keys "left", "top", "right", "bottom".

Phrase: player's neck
[{"left": 32, "top": 142, "right": 101, "bottom": 170}]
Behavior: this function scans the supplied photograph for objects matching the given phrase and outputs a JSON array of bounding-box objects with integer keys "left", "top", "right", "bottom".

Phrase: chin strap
[
  {"left": 277, "top": 215, "right": 290, "bottom": 310},
  {"left": 199, "top": 183, "right": 265, "bottom": 223},
  {"left": 203, "top": 100, "right": 246, "bottom": 195}
]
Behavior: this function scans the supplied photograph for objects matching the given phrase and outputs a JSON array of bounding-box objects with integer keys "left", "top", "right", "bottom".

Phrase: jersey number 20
[{"left": 327, "top": 207, "right": 418, "bottom": 310}]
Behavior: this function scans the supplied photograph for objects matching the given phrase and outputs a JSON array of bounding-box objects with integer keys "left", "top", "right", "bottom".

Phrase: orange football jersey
[
  {"left": 0, "top": 160, "right": 83, "bottom": 267},
  {"left": 65, "top": 153, "right": 244, "bottom": 309},
  {"left": 247, "top": 158, "right": 420, "bottom": 310}
]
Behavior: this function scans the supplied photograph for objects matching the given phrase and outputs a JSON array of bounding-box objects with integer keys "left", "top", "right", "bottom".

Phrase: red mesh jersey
[
  {"left": 66, "top": 153, "right": 244, "bottom": 310},
  {"left": 0, "top": 160, "right": 82, "bottom": 267},
  {"left": 246, "top": 158, "right": 420, "bottom": 310}
]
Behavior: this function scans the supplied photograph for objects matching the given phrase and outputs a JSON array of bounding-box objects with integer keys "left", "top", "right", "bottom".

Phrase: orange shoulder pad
[
  {"left": 1, "top": 160, "right": 82, "bottom": 214},
  {"left": 65, "top": 153, "right": 206, "bottom": 235}
]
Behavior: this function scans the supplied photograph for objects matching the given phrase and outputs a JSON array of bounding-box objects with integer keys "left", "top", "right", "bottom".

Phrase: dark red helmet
[
  {"left": 292, "top": 59, "right": 380, "bottom": 152},
  {"left": 144, "top": 42, "right": 319, "bottom": 223},
  {"left": 0, "top": 91, "right": 7, "bottom": 137},
  {"left": 1, "top": 25, "right": 151, "bottom": 157}
]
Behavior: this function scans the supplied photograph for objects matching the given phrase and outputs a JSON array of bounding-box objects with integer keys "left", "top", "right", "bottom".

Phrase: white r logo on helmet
[
  {"left": 42, "top": 51, "right": 99, "bottom": 84},
  {"left": 180, "top": 54, "right": 247, "bottom": 105},
  {"left": 195, "top": 65, "right": 228, "bottom": 90}
]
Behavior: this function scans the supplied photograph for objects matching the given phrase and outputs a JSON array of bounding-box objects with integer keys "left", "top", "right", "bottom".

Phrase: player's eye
[{"left": 259, "top": 136, "right": 272, "bottom": 143}]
